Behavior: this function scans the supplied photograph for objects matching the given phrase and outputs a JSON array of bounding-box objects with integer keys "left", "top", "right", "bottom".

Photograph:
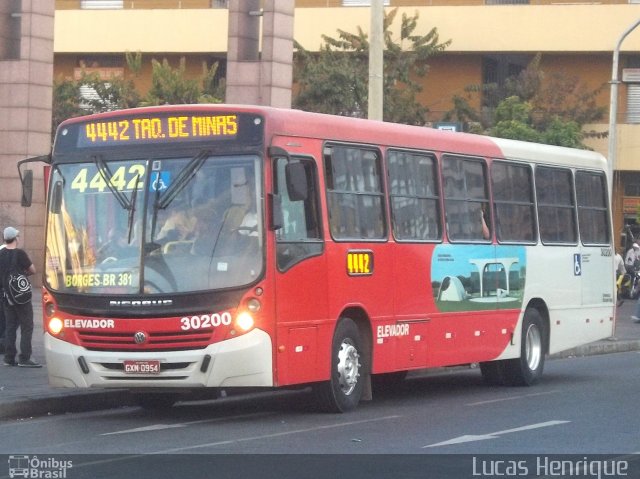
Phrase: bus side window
[
  {"left": 275, "top": 156, "right": 323, "bottom": 271},
  {"left": 535, "top": 166, "right": 577, "bottom": 244},
  {"left": 576, "top": 170, "right": 610, "bottom": 245},
  {"left": 324, "top": 145, "right": 386, "bottom": 241},
  {"left": 388, "top": 149, "right": 441, "bottom": 241},
  {"left": 442, "top": 155, "right": 491, "bottom": 242},
  {"left": 492, "top": 161, "right": 537, "bottom": 244}
]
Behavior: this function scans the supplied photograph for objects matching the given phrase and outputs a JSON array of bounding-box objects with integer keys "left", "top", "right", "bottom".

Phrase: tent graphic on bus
[{"left": 431, "top": 244, "right": 527, "bottom": 312}]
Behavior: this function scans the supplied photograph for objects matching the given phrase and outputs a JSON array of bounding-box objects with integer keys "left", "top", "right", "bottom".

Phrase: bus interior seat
[{"left": 163, "top": 240, "right": 193, "bottom": 254}]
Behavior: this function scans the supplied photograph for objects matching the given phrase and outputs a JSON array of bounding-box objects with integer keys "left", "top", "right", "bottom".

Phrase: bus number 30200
[{"left": 180, "top": 312, "right": 233, "bottom": 330}]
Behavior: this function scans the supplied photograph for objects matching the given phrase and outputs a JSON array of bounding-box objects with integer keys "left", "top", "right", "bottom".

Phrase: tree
[
  {"left": 52, "top": 53, "right": 224, "bottom": 135},
  {"left": 490, "top": 96, "right": 542, "bottom": 143},
  {"left": 141, "top": 58, "right": 223, "bottom": 106},
  {"left": 445, "top": 54, "right": 606, "bottom": 148},
  {"left": 293, "top": 8, "right": 450, "bottom": 125},
  {"left": 51, "top": 77, "right": 85, "bottom": 138}
]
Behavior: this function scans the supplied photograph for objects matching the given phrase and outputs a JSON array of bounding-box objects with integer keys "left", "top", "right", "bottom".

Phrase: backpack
[{"left": 3, "top": 249, "right": 32, "bottom": 305}]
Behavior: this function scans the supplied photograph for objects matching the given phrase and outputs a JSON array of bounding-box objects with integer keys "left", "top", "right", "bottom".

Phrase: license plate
[{"left": 123, "top": 360, "right": 160, "bottom": 374}]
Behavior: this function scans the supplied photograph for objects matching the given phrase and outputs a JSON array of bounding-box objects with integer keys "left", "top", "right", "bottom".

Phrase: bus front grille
[{"left": 77, "top": 329, "right": 213, "bottom": 352}]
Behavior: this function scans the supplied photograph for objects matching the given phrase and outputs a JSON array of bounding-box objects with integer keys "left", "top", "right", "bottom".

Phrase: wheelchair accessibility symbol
[
  {"left": 150, "top": 171, "right": 170, "bottom": 192},
  {"left": 574, "top": 253, "right": 582, "bottom": 276}
]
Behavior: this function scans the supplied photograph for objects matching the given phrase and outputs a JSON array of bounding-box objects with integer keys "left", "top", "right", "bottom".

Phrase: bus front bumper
[{"left": 44, "top": 328, "right": 273, "bottom": 389}]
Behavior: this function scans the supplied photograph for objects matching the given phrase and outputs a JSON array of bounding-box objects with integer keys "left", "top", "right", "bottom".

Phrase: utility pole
[
  {"left": 368, "top": 0, "right": 383, "bottom": 121},
  {"left": 608, "top": 18, "right": 640, "bottom": 203}
]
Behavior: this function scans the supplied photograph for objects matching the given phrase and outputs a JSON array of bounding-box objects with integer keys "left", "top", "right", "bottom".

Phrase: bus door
[
  {"left": 574, "top": 170, "right": 615, "bottom": 309},
  {"left": 272, "top": 154, "right": 328, "bottom": 386}
]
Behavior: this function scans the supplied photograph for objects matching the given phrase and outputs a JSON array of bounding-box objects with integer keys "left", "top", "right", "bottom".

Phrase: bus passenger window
[
  {"left": 388, "top": 150, "right": 441, "bottom": 241},
  {"left": 442, "top": 155, "right": 491, "bottom": 242},
  {"left": 576, "top": 170, "right": 610, "bottom": 245},
  {"left": 324, "top": 145, "right": 386, "bottom": 241},
  {"left": 535, "top": 166, "right": 577, "bottom": 244},
  {"left": 492, "top": 161, "right": 536, "bottom": 244}
]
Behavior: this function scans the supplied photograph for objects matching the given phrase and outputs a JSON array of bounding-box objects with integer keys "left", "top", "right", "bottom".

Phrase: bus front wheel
[
  {"left": 313, "top": 318, "right": 365, "bottom": 413},
  {"left": 503, "top": 308, "right": 546, "bottom": 386}
]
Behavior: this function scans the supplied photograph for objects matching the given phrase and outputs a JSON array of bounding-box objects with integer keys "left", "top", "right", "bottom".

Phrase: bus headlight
[
  {"left": 235, "top": 312, "right": 255, "bottom": 332},
  {"left": 48, "top": 317, "right": 64, "bottom": 335}
]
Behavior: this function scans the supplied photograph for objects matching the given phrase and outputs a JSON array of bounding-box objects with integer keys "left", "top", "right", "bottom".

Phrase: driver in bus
[{"left": 156, "top": 197, "right": 197, "bottom": 244}]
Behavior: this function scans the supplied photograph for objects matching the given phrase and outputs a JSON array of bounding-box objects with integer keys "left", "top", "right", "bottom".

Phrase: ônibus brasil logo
[{"left": 8, "top": 455, "right": 72, "bottom": 478}]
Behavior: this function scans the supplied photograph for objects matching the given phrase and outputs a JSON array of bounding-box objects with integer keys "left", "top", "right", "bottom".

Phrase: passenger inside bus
[{"left": 480, "top": 204, "right": 491, "bottom": 240}]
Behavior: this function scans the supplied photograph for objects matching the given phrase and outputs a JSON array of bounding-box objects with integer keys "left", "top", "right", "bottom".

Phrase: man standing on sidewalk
[{"left": 0, "top": 227, "right": 41, "bottom": 368}]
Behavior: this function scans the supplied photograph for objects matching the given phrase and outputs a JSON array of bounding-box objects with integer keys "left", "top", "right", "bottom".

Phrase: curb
[{"left": 549, "top": 338, "right": 640, "bottom": 359}]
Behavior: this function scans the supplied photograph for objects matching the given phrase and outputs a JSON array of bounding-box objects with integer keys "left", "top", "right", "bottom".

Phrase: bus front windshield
[{"left": 45, "top": 154, "right": 263, "bottom": 295}]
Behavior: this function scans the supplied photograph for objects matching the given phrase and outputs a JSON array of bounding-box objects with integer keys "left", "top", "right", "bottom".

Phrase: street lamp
[{"left": 608, "top": 18, "right": 640, "bottom": 203}]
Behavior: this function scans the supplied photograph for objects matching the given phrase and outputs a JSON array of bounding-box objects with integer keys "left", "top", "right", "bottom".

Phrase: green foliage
[
  {"left": 489, "top": 96, "right": 584, "bottom": 147},
  {"left": 448, "top": 53, "right": 604, "bottom": 149},
  {"left": 494, "top": 96, "right": 532, "bottom": 124},
  {"left": 51, "top": 76, "right": 85, "bottom": 137},
  {"left": 142, "top": 58, "right": 201, "bottom": 106},
  {"left": 52, "top": 53, "right": 224, "bottom": 136},
  {"left": 293, "top": 8, "right": 450, "bottom": 125},
  {"left": 442, "top": 95, "right": 481, "bottom": 125},
  {"left": 78, "top": 71, "right": 140, "bottom": 113},
  {"left": 540, "top": 117, "right": 583, "bottom": 148}
]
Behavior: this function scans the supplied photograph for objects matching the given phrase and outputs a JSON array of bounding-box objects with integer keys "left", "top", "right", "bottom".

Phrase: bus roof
[{"left": 59, "top": 104, "right": 607, "bottom": 171}]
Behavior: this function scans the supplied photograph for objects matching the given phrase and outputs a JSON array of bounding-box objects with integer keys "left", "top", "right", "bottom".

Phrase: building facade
[{"left": 0, "top": 0, "right": 53, "bottom": 284}]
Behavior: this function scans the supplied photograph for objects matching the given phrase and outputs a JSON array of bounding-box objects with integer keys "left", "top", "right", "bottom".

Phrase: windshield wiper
[
  {"left": 127, "top": 173, "right": 141, "bottom": 244},
  {"left": 148, "top": 149, "right": 210, "bottom": 246},
  {"left": 93, "top": 154, "right": 131, "bottom": 211},
  {"left": 156, "top": 149, "right": 210, "bottom": 210},
  {"left": 93, "top": 155, "right": 141, "bottom": 244}
]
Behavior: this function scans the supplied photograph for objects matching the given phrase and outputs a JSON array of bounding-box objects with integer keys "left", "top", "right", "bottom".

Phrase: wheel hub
[
  {"left": 337, "top": 340, "right": 360, "bottom": 396},
  {"left": 525, "top": 323, "right": 542, "bottom": 371}
]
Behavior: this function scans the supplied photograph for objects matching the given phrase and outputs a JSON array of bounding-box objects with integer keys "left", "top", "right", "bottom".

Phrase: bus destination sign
[{"left": 77, "top": 114, "right": 239, "bottom": 147}]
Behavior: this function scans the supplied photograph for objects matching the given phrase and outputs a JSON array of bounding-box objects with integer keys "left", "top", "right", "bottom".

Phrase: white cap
[
  {"left": 634, "top": 243, "right": 639, "bottom": 250},
  {"left": 3, "top": 226, "right": 19, "bottom": 241}
]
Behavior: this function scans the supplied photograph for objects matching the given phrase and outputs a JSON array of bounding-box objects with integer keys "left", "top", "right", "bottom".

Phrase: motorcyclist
[{"left": 625, "top": 243, "right": 640, "bottom": 270}]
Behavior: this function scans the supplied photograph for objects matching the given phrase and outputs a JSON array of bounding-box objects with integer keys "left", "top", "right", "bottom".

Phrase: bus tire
[
  {"left": 135, "top": 393, "right": 177, "bottom": 410},
  {"left": 503, "top": 308, "right": 545, "bottom": 386},
  {"left": 313, "top": 318, "right": 365, "bottom": 413}
]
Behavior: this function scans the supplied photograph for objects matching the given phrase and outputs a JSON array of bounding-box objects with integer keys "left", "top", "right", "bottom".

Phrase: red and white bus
[{"left": 19, "top": 105, "right": 615, "bottom": 412}]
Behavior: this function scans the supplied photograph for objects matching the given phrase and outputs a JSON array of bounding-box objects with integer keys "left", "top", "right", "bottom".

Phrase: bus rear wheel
[
  {"left": 313, "top": 318, "right": 365, "bottom": 413},
  {"left": 502, "top": 308, "right": 546, "bottom": 386}
]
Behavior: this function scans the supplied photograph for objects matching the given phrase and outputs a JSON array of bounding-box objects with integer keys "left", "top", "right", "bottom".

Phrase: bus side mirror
[
  {"left": 285, "top": 162, "right": 308, "bottom": 201},
  {"left": 50, "top": 180, "right": 63, "bottom": 214},
  {"left": 269, "top": 193, "right": 283, "bottom": 230},
  {"left": 20, "top": 169, "right": 33, "bottom": 207}
]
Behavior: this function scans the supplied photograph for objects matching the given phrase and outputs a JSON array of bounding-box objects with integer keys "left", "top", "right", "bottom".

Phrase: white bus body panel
[
  {"left": 494, "top": 243, "right": 614, "bottom": 361},
  {"left": 44, "top": 328, "right": 274, "bottom": 389}
]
